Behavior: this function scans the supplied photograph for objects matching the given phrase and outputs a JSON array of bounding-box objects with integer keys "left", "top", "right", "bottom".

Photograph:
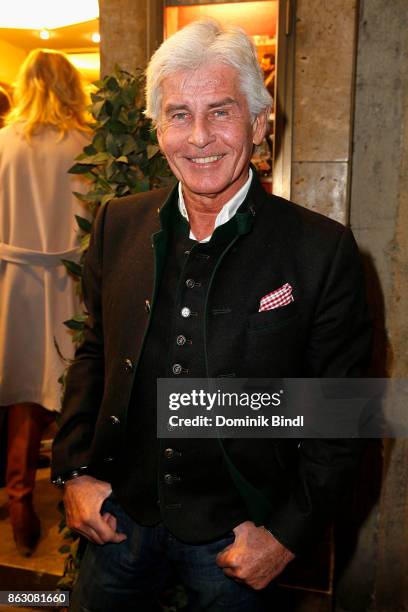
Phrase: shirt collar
[{"left": 178, "top": 168, "right": 253, "bottom": 243}]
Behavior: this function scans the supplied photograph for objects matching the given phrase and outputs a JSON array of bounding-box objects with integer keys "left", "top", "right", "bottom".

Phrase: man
[
  {"left": 260, "top": 53, "right": 276, "bottom": 97},
  {"left": 52, "top": 19, "right": 371, "bottom": 611}
]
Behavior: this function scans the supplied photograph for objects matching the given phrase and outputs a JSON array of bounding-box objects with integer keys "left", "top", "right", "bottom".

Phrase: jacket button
[
  {"left": 172, "top": 363, "right": 182, "bottom": 375},
  {"left": 123, "top": 358, "right": 133, "bottom": 373},
  {"left": 110, "top": 415, "right": 120, "bottom": 425},
  {"left": 181, "top": 307, "right": 191, "bottom": 318},
  {"left": 145, "top": 300, "right": 151, "bottom": 313},
  {"left": 185, "top": 278, "right": 195, "bottom": 289},
  {"left": 164, "top": 448, "right": 175, "bottom": 459},
  {"left": 164, "top": 473, "right": 174, "bottom": 485},
  {"left": 176, "top": 335, "right": 186, "bottom": 346}
]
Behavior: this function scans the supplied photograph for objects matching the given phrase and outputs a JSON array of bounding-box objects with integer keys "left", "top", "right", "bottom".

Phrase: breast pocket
[{"left": 247, "top": 300, "right": 299, "bottom": 333}]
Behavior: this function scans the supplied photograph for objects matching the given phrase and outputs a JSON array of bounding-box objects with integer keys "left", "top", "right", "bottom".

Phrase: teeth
[{"left": 190, "top": 155, "right": 222, "bottom": 164}]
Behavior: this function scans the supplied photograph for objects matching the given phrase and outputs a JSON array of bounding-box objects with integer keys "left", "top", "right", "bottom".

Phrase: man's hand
[
  {"left": 216, "top": 521, "right": 295, "bottom": 590},
  {"left": 63, "top": 474, "right": 127, "bottom": 545}
]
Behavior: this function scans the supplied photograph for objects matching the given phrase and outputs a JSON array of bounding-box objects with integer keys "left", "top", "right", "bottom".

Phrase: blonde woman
[
  {"left": 0, "top": 84, "right": 12, "bottom": 128},
  {"left": 0, "top": 49, "right": 90, "bottom": 555}
]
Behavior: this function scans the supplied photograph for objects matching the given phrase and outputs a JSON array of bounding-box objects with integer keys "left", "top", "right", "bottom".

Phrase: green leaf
[
  {"left": 106, "top": 76, "right": 120, "bottom": 91},
  {"left": 82, "top": 171, "right": 97, "bottom": 182},
  {"left": 93, "top": 132, "right": 106, "bottom": 153},
  {"left": 122, "top": 136, "right": 137, "bottom": 155},
  {"left": 83, "top": 144, "right": 97, "bottom": 155},
  {"left": 73, "top": 329, "right": 85, "bottom": 344},
  {"left": 95, "top": 175, "right": 114, "bottom": 191},
  {"left": 75, "top": 215, "right": 92, "bottom": 232},
  {"left": 122, "top": 85, "right": 137, "bottom": 106},
  {"left": 63, "top": 318, "right": 84, "bottom": 330},
  {"left": 80, "top": 233, "right": 91, "bottom": 252},
  {"left": 58, "top": 544, "right": 71, "bottom": 554},
  {"left": 72, "top": 191, "right": 100, "bottom": 203},
  {"left": 68, "top": 163, "right": 93, "bottom": 175},
  {"left": 127, "top": 109, "right": 138, "bottom": 123},
  {"left": 62, "top": 259, "right": 83, "bottom": 277},
  {"left": 116, "top": 155, "right": 128, "bottom": 163},
  {"left": 79, "top": 152, "right": 111, "bottom": 165},
  {"left": 117, "top": 185, "right": 130, "bottom": 196},
  {"left": 64, "top": 313, "right": 87, "bottom": 332},
  {"left": 109, "top": 120, "right": 127, "bottom": 134},
  {"left": 92, "top": 79, "right": 105, "bottom": 89},
  {"left": 105, "top": 132, "right": 121, "bottom": 157},
  {"left": 147, "top": 144, "right": 160, "bottom": 159},
  {"left": 129, "top": 176, "right": 149, "bottom": 192},
  {"left": 91, "top": 99, "right": 105, "bottom": 118},
  {"left": 100, "top": 193, "right": 116, "bottom": 206}
]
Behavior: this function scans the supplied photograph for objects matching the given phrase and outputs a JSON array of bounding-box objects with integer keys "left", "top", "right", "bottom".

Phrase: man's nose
[{"left": 187, "top": 116, "right": 216, "bottom": 148}]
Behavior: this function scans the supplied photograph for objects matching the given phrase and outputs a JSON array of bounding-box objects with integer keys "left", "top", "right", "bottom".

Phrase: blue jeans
[{"left": 70, "top": 495, "right": 274, "bottom": 611}]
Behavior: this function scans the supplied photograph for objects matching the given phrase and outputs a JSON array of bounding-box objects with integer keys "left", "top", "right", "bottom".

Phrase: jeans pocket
[{"left": 100, "top": 492, "right": 115, "bottom": 514}]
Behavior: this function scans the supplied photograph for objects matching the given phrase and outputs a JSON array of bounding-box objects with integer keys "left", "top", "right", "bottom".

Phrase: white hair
[{"left": 145, "top": 19, "right": 272, "bottom": 125}]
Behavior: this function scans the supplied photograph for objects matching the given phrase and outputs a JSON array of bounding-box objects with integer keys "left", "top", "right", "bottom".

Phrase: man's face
[
  {"left": 260, "top": 57, "right": 274, "bottom": 73},
  {"left": 157, "top": 64, "right": 267, "bottom": 207}
]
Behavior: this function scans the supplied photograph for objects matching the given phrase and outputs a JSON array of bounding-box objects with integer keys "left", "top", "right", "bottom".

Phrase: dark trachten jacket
[{"left": 52, "top": 175, "right": 371, "bottom": 553}]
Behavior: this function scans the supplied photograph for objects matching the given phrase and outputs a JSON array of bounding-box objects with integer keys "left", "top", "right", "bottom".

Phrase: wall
[
  {"left": 99, "top": 0, "right": 163, "bottom": 76},
  {"left": 290, "top": 0, "right": 358, "bottom": 223},
  {"left": 292, "top": 1, "right": 407, "bottom": 609},
  {"left": 0, "top": 39, "right": 26, "bottom": 84},
  {"left": 336, "top": 1, "right": 408, "bottom": 610}
]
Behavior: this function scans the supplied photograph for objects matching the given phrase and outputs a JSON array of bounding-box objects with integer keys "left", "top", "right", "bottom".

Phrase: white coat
[{"left": 0, "top": 124, "right": 89, "bottom": 411}]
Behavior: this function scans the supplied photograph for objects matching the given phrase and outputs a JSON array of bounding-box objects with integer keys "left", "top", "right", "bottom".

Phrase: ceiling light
[
  {"left": 68, "top": 52, "right": 100, "bottom": 74},
  {"left": 0, "top": 0, "right": 99, "bottom": 29},
  {"left": 39, "top": 29, "right": 50, "bottom": 40},
  {"left": 91, "top": 32, "right": 100, "bottom": 43}
]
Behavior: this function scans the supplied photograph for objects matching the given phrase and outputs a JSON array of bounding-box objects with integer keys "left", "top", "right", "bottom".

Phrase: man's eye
[
  {"left": 173, "top": 112, "right": 189, "bottom": 121},
  {"left": 213, "top": 109, "right": 229, "bottom": 118}
]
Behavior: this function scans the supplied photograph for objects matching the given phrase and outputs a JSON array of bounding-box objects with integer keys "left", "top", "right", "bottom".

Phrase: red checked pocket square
[{"left": 258, "top": 283, "right": 294, "bottom": 312}]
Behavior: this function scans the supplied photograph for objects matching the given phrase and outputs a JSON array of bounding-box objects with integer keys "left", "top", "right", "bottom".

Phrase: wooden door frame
[{"left": 273, "top": 0, "right": 295, "bottom": 199}]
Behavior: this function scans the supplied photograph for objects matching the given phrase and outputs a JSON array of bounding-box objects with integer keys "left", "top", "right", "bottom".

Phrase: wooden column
[
  {"left": 290, "top": 0, "right": 358, "bottom": 224},
  {"left": 337, "top": 0, "right": 408, "bottom": 608},
  {"left": 99, "top": 0, "right": 163, "bottom": 76}
]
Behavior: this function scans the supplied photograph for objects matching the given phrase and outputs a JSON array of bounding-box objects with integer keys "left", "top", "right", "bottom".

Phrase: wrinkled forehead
[
  {"left": 159, "top": 64, "right": 244, "bottom": 109},
  {"left": 160, "top": 64, "right": 240, "bottom": 97}
]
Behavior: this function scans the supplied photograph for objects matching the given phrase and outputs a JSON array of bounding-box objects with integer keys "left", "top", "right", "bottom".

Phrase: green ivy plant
[{"left": 61, "top": 65, "right": 172, "bottom": 345}]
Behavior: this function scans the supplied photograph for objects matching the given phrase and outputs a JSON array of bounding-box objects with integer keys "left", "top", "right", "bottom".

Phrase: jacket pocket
[{"left": 247, "top": 300, "right": 299, "bottom": 332}]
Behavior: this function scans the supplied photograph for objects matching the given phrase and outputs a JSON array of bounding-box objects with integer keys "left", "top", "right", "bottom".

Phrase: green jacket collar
[{"left": 157, "top": 168, "right": 268, "bottom": 243}]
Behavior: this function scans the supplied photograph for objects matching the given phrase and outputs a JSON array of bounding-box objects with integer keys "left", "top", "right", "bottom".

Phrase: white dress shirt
[{"left": 178, "top": 169, "right": 253, "bottom": 243}]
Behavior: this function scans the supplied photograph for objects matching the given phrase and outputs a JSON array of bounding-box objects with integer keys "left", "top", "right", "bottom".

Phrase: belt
[{"left": 0, "top": 242, "right": 80, "bottom": 267}]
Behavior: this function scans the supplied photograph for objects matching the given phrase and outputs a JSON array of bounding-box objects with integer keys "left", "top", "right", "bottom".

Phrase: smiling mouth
[{"left": 189, "top": 155, "right": 224, "bottom": 164}]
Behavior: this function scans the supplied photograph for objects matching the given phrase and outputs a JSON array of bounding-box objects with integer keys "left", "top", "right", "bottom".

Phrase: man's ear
[{"left": 252, "top": 109, "right": 269, "bottom": 146}]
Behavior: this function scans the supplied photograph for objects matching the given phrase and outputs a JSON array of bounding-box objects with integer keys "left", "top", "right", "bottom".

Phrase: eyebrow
[
  {"left": 208, "top": 97, "right": 238, "bottom": 109},
  {"left": 164, "top": 104, "right": 189, "bottom": 114},
  {"left": 164, "top": 97, "right": 238, "bottom": 115}
]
